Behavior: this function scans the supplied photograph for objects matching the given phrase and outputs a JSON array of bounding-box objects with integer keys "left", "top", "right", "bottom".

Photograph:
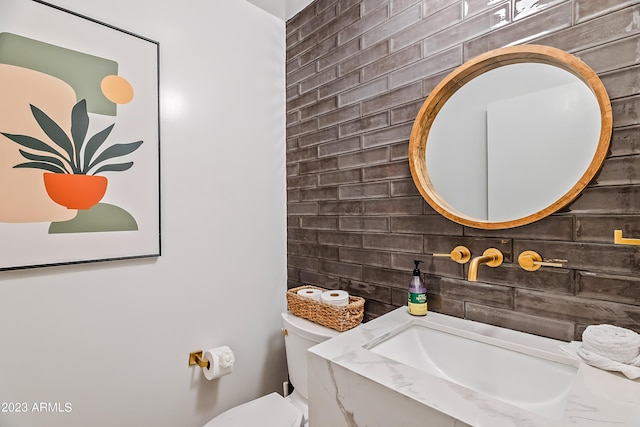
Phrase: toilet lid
[{"left": 204, "top": 393, "right": 303, "bottom": 427}]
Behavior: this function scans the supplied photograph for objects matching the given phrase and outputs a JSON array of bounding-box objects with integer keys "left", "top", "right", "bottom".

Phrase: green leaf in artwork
[
  {"left": 18, "top": 149, "right": 70, "bottom": 173},
  {"left": 30, "top": 104, "right": 75, "bottom": 164},
  {"left": 14, "top": 162, "right": 66, "bottom": 174},
  {"left": 1, "top": 133, "right": 66, "bottom": 159},
  {"left": 87, "top": 141, "right": 144, "bottom": 172},
  {"left": 83, "top": 124, "right": 114, "bottom": 171},
  {"left": 94, "top": 162, "right": 134, "bottom": 175},
  {"left": 2, "top": 99, "right": 144, "bottom": 176},
  {"left": 71, "top": 99, "right": 90, "bottom": 172}
]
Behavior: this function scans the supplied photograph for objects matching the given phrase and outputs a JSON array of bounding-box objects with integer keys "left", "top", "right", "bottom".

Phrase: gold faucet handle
[
  {"left": 432, "top": 245, "right": 471, "bottom": 264},
  {"left": 482, "top": 248, "right": 503, "bottom": 267},
  {"left": 518, "top": 250, "right": 564, "bottom": 271}
]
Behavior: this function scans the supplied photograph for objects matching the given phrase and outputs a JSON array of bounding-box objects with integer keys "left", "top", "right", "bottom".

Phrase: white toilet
[{"left": 203, "top": 311, "right": 341, "bottom": 427}]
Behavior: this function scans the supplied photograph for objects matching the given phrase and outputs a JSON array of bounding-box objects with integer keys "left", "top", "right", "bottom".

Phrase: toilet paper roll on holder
[{"left": 188, "top": 350, "right": 210, "bottom": 370}]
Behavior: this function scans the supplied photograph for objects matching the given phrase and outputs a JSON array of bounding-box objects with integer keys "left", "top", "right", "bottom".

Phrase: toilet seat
[{"left": 204, "top": 392, "right": 303, "bottom": 427}]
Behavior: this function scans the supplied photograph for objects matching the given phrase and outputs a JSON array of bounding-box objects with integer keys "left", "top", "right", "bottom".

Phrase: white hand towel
[
  {"left": 571, "top": 324, "right": 640, "bottom": 380},
  {"left": 581, "top": 324, "right": 640, "bottom": 365}
]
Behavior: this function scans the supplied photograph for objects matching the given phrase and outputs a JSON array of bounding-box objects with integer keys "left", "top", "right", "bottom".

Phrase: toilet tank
[{"left": 281, "top": 312, "right": 340, "bottom": 400}]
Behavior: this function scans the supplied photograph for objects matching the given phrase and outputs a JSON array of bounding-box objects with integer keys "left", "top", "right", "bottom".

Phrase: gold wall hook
[
  {"left": 614, "top": 230, "right": 640, "bottom": 246},
  {"left": 433, "top": 245, "right": 471, "bottom": 264},
  {"left": 518, "top": 251, "right": 564, "bottom": 271},
  {"left": 189, "top": 351, "right": 210, "bottom": 369}
]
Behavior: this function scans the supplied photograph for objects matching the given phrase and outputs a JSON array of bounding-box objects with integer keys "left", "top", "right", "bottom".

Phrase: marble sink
[
  {"left": 308, "top": 307, "right": 640, "bottom": 427},
  {"left": 366, "top": 321, "right": 578, "bottom": 419}
]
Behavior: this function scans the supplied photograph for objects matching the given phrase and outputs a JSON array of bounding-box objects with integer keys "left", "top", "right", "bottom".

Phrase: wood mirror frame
[{"left": 408, "top": 45, "right": 613, "bottom": 229}]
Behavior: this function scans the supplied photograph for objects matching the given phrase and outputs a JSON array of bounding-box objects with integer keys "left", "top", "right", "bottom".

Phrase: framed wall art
[{"left": 0, "top": 0, "right": 160, "bottom": 270}]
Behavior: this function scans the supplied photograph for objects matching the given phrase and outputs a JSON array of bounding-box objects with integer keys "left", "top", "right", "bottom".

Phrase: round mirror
[{"left": 409, "top": 45, "right": 612, "bottom": 229}]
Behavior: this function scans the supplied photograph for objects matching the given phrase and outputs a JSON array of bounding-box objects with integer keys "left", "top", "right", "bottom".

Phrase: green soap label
[{"left": 408, "top": 291, "right": 427, "bottom": 304}]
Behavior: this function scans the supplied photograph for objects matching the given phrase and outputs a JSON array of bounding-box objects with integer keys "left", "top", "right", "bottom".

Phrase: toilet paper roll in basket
[
  {"left": 297, "top": 288, "right": 322, "bottom": 301},
  {"left": 203, "top": 346, "right": 235, "bottom": 380},
  {"left": 321, "top": 290, "right": 349, "bottom": 306}
]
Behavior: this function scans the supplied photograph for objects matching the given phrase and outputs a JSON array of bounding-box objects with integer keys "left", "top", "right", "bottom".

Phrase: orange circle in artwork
[{"left": 101, "top": 75, "right": 134, "bottom": 104}]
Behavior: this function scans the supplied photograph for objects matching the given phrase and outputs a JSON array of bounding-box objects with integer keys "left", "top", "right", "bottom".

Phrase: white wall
[
  {"left": 247, "top": 0, "right": 315, "bottom": 20},
  {"left": 285, "top": 0, "right": 315, "bottom": 19},
  {"left": 0, "top": 1, "right": 288, "bottom": 426}
]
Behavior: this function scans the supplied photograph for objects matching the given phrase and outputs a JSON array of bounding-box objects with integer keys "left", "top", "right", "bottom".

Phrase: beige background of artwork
[{"left": 0, "top": 64, "right": 77, "bottom": 223}]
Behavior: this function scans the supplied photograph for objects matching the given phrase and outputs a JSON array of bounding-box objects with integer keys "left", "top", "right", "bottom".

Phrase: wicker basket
[{"left": 286, "top": 285, "right": 364, "bottom": 332}]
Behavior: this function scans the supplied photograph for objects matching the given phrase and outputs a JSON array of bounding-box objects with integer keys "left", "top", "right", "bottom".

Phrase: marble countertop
[{"left": 309, "top": 307, "right": 640, "bottom": 427}]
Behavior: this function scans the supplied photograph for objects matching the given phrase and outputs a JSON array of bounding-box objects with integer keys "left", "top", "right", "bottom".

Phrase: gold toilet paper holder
[{"left": 188, "top": 350, "right": 210, "bottom": 369}]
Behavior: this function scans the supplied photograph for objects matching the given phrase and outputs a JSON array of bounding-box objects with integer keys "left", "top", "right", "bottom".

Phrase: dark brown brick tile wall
[{"left": 286, "top": 0, "right": 640, "bottom": 341}]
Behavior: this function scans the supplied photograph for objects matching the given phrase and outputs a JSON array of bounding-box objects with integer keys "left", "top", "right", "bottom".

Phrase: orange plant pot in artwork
[{"left": 43, "top": 173, "right": 108, "bottom": 210}]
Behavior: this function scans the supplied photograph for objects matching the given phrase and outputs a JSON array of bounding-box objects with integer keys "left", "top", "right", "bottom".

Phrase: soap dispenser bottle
[{"left": 408, "top": 260, "right": 427, "bottom": 316}]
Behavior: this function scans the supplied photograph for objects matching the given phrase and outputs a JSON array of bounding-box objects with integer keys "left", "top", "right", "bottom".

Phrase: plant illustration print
[
  {"left": 1, "top": 99, "right": 143, "bottom": 175},
  {"left": 0, "top": 19, "right": 159, "bottom": 267},
  {"left": 1, "top": 99, "right": 144, "bottom": 211}
]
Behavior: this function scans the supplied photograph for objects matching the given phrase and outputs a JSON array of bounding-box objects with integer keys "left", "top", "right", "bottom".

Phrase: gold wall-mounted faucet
[
  {"left": 432, "top": 245, "right": 471, "bottom": 264},
  {"left": 468, "top": 248, "right": 503, "bottom": 281}
]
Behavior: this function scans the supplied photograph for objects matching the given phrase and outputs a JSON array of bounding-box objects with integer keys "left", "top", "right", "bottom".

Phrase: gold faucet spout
[
  {"left": 468, "top": 248, "right": 503, "bottom": 281},
  {"left": 468, "top": 256, "right": 493, "bottom": 281}
]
